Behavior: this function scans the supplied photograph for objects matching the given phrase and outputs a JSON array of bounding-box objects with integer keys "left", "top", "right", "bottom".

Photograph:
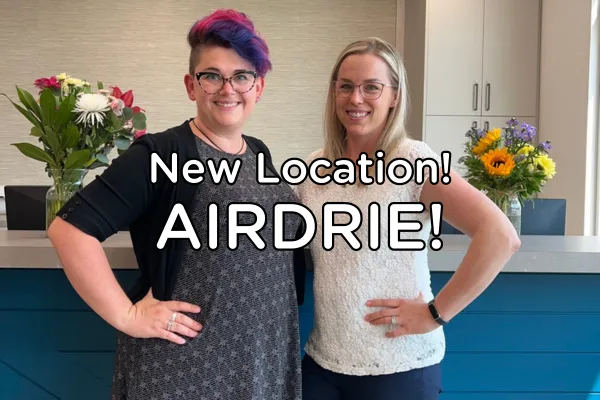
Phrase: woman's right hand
[{"left": 119, "top": 288, "right": 203, "bottom": 344}]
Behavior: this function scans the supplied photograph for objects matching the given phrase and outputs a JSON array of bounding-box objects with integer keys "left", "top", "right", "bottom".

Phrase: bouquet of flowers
[
  {"left": 2, "top": 72, "right": 147, "bottom": 172},
  {"left": 459, "top": 118, "right": 556, "bottom": 213},
  {"left": 2, "top": 72, "right": 148, "bottom": 230}
]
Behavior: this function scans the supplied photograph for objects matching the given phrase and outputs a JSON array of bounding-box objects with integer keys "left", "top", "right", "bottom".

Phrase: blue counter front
[{"left": 1, "top": 268, "right": 599, "bottom": 400}]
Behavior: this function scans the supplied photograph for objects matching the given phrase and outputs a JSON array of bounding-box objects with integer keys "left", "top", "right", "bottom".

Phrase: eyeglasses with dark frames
[
  {"left": 195, "top": 70, "right": 258, "bottom": 94},
  {"left": 332, "top": 80, "right": 396, "bottom": 100}
]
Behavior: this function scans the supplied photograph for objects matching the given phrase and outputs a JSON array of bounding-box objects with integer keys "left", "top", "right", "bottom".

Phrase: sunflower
[
  {"left": 535, "top": 154, "right": 556, "bottom": 179},
  {"left": 472, "top": 128, "right": 501, "bottom": 155},
  {"left": 480, "top": 148, "right": 515, "bottom": 177}
]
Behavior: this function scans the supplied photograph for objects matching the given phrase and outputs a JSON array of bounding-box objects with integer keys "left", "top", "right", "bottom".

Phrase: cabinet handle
[
  {"left": 473, "top": 83, "right": 478, "bottom": 110},
  {"left": 472, "top": 120, "right": 478, "bottom": 129},
  {"left": 484, "top": 121, "right": 489, "bottom": 131},
  {"left": 485, "top": 83, "right": 491, "bottom": 111}
]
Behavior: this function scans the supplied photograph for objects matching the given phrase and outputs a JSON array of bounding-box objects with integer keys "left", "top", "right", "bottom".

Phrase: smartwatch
[{"left": 428, "top": 300, "right": 448, "bottom": 326}]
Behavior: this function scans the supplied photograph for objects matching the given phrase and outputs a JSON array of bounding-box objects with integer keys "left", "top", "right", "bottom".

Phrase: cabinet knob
[
  {"left": 473, "top": 83, "right": 478, "bottom": 111},
  {"left": 485, "top": 83, "right": 491, "bottom": 111}
]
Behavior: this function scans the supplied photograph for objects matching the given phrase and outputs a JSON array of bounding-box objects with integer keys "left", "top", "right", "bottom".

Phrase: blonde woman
[{"left": 296, "top": 37, "right": 520, "bottom": 399}]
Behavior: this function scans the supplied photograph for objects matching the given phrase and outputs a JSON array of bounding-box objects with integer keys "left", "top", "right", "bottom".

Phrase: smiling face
[
  {"left": 334, "top": 53, "right": 398, "bottom": 142},
  {"left": 184, "top": 46, "right": 264, "bottom": 134}
]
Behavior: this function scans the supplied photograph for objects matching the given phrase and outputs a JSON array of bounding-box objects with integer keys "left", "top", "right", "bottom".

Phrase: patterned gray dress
[{"left": 111, "top": 136, "right": 302, "bottom": 400}]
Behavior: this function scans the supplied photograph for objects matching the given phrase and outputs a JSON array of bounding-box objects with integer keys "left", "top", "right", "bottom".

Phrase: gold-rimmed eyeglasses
[
  {"left": 195, "top": 70, "right": 258, "bottom": 94},
  {"left": 332, "top": 80, "right": 396, "bottom": 100}
]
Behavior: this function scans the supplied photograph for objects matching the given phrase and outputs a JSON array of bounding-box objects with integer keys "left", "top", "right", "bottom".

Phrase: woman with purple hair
[{"left": 48, "top": 9, "right": 305, "bottom": 400}]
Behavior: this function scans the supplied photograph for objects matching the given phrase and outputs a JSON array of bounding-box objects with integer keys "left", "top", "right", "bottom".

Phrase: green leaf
[
  {"left": 63, "top": 123, "right": 80, "bottom": 148},
  {"left": 122, "top": 107, "right": 133, "bottom": 121},
  {"left": 30, "top": 126, "right": 43, "bottom": 137},
  {"left": 132, "top": 112, "right": 146, "bottom": 130},
  {"left": 39, "top": 88, "right": 56, "bottom": 126},
  {"left": 110, "top": 112, "right": 122, "bottom": 130},
  {"left": 16, "top": 86, "right": 42, "bottom": 120},
  {"left": 64, "top": 149, "right": 91, "bottom": 169},
  {"left": 85, "top": 135, "right": 94, "bottom": 148},
  {"left": 97, "top": 81, "right": 104, "bottom": 90},
  {"left": 114, "top": 136, "right": 130, "bottom": 150},
  {"left": 43, "top": 125, "right": 61, "bottom": 157},
  {"left": 1, "top": 92, "right": 43, "bottom": 130},
  {"left": 11, "top": 142, "right": 56, "bottom": 167},
  {"left": 53, "top": 95, "right": 76, "bottom": 131},
  {"left": 95, "top": 153, "right": 109, "bottom": 164}
]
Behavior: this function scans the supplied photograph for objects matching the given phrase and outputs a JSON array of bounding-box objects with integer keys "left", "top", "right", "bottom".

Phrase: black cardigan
[{"left": 58, "top": 119, "right": 306, "bottom": 305}]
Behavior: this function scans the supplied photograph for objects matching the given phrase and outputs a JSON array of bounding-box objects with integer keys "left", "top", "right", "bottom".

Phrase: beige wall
[
  {"left": 537, "top": 0, "right": 598, "bottom": 235},
  {"left": 0, "top": 0, "right": 397, "bottom": 185}
]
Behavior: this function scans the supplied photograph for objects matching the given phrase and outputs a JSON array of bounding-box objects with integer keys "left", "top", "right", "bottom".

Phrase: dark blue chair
[{"left": 441, "top": 198, "right": 566, "bottom": 235}]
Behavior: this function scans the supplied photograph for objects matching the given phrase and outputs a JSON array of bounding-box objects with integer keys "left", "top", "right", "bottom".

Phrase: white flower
[{"left": 73, "top": 93, "right": 110, "bottom": 127}]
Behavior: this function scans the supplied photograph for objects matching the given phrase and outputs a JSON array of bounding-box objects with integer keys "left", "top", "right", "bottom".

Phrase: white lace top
[{"left": 296, "top": 138, "right": 446, "bottom": 376}]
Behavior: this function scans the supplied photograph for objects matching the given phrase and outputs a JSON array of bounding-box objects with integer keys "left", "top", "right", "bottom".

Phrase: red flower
[
  {"left": 134, "top": 129, "right": 147, "bottom": 139},
  {"left": 34, "top": 76, "right": 60, "bottom": 92},
  {"left": 110, "top": 86, "right": 145, "bottom": 114}
]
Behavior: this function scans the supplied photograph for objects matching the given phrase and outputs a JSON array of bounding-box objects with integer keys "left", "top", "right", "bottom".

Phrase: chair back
[
  {"left": 5, "top": 185, "right": 50, "bottom": 230},
  {"left": 441, "top": 198, "right": 566, "bottom": 235}
]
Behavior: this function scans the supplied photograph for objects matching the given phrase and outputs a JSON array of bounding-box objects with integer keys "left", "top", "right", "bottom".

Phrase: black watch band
[{"left": 428, "top": 300, "right": 448, "bottom": 326}]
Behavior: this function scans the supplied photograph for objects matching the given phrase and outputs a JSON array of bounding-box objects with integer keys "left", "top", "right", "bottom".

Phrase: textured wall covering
[{"left": 0, "top": 0, "right": 397, "bottom": 185}]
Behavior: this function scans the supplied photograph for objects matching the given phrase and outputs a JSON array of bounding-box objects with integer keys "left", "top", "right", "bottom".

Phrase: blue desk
[{"left": 1, "top": 232, "right": 599, "bottom": 400}]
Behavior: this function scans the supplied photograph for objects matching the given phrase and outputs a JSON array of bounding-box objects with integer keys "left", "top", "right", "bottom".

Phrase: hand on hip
[{"left": 121, "top": 288, "right": 202, "bottom": 344}]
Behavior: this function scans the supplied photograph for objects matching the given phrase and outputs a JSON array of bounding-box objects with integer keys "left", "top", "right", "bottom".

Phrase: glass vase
[
  {"left": 487, "top": 191, "right": 522, "bottom": 235},
  {"left": 46, "top": 169, "right": 88, "bottom": 232}
]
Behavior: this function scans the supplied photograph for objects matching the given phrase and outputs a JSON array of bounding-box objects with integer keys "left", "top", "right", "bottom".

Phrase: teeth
[
  {"left": 349, "top": 111, "right": 368, "bottom": 118},
  {"left": 216, "top": 102, "right": 238, "bottom": 108}
]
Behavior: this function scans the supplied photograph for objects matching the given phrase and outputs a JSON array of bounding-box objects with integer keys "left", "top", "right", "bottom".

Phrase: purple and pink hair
[{"left": 187, "top": 9, "right": 272, "bottom": 77}]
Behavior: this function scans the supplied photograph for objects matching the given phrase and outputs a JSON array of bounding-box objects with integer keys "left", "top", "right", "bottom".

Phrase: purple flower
[
  {"left": 507, "top": 117, "right": 519, "bottom": 127},
  {"left": 540, "top": 141, "right": 552, "bottom": 151}
]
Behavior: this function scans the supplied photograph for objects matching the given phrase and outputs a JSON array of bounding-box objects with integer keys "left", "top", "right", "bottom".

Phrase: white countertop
[{"left": 1, "top": 230, "right": 599, "bottom": 273}]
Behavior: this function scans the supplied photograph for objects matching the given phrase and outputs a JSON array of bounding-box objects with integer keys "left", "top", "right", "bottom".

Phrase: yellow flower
[
  {"left": 472, "top": 128, "right": 501, "bottom": 155},
  {"left": 535, "top": 154, "right": 556, "bottom": 179},
  {"left": 56, "top": 73, "right": 68, "bottom": 80},
  {"left": 517, "top": 144, "right": 535, "bottom": 156},
  {"left": 480, "top": 148, "right": 515, "bottom": 177},
  {"left": 65, "top": 77, "right": 83, "bottom": 86}
]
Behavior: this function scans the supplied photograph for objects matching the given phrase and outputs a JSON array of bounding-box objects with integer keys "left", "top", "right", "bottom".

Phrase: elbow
[
  {"left": 47, "top": 217, "right": 62, "bottom": 243},
  {"left": 508, "top": 232, "right": 521, "bottom": 253},
  {"left": 501, "top": 220, "right": 521, "bottom": 254}
]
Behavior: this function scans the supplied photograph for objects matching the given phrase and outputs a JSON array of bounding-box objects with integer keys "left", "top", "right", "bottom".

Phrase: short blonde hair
[{"left": 323, "top": 37, "right": 410, "bottom": 163}]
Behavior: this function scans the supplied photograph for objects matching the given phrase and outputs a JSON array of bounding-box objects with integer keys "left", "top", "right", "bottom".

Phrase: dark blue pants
[{"left": 302, "top": 354, "right": 443, "bottom": 400}]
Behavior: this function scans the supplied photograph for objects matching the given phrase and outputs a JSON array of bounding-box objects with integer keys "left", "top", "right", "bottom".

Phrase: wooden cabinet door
[
  {"left": 424, "top": 0, "right": 485, "bottom": 116},
  {"left": 481, "top": 0, "right": 540, "bottom": 117},
  {"left": 424, "top": 115, "right": 483, "bottom": 177}
]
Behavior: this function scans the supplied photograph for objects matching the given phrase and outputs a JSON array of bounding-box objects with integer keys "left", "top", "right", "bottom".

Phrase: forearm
[
  {"left": 48, "top": 218, "right": 133, "bottom": 331},
  {"left": 434, "top": 224, "right": 520, "bottom": 322}
]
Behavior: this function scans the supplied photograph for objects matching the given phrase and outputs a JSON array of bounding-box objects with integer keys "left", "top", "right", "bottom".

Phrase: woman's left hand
[{"left": 363, "top": 293, "right": 441, "bottom": 338}]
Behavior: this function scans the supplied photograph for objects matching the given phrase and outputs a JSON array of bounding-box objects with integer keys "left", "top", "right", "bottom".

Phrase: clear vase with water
[
  {"left": 487, "top": 191, "right": 522, "bottom": 235},
  {"left": 46, "top": 169, "right": 88, "bottom": 231}
]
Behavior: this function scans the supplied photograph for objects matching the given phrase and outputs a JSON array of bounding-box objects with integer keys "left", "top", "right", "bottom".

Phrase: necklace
[{"left": 192, "top": 118, "right": 245, "bottom": 155}]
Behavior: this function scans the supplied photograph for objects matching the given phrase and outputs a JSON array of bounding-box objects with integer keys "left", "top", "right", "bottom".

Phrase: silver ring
[
  {"left": 170, "top": 312, "right": 177, "bottom": 322},
  {"left": 167, "top": 320, "right": 174, "bottom": 331},
  {"left": 391, "top": 316, "right": 397, "bottom": 326}
]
